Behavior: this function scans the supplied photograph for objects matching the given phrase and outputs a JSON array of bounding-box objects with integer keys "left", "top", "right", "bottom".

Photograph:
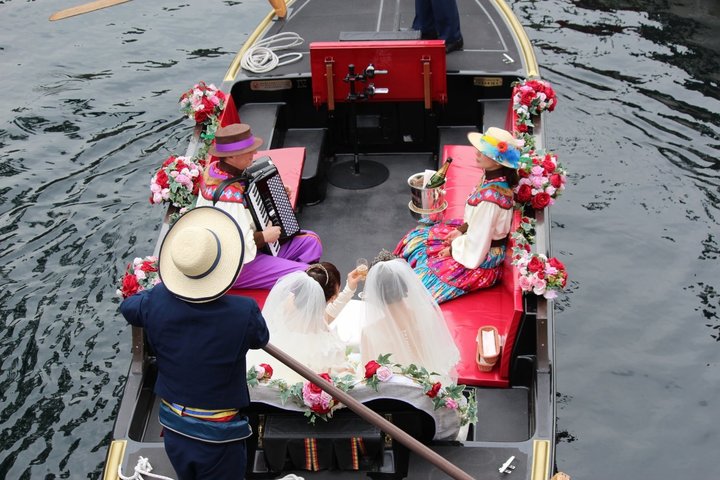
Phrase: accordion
[{"left": 244, "top": 157, "right": 301, "bottom": 256}]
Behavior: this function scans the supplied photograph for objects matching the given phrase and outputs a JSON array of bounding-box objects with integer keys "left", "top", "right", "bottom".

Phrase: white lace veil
[
  {"left": 361, "top": 259, "right": 460, "bottom": 381},
  {"left": 247, "top": 271, "right": 348, "bottom": 382}
]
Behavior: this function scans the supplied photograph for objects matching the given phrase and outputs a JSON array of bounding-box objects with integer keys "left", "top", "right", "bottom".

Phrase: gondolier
[{"left": 119, "top": 207, "right": 269, "bottom": 479}]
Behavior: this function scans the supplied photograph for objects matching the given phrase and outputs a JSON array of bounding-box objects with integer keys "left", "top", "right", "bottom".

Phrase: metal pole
[{"left": 262, "top": 342, "right": 476, "bottom": 480}]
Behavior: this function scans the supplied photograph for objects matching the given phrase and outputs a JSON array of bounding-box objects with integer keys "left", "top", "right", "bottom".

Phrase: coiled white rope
[
  {"left": 240, "top": 32, "right": 305, "bottom": 73},
  {"left": 118, "top": 456, "right": 176, "bottom": 480}
]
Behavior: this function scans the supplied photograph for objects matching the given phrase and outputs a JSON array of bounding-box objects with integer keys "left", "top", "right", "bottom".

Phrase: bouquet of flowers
[
  {"left": 511, "top": 78, "right": 557, "bottom": 134},
  {"left": 179, "top": 81, "right": 227, "bottom": 125},
  {"left": 116, "top": 256, "right": 160, "bottom": 299},
  {"left": 514, "top": 150, "right": 567, "bottom": 210},
  {"left": 149, "top": 155, "right": 203, "bottom": 210},
  {"left": 247, "top": 363, "right": 274, "bottom": 387},
  {"left": 512, "top": 251, "right": 568, "bottom": 300}
]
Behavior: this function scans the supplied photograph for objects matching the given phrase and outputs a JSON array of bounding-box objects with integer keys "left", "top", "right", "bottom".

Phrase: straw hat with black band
[{"left": 158, "top": 206, "right": 245, "bottom": 303}]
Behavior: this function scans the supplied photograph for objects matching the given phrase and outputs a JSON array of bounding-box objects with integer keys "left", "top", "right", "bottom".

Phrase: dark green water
[{"left": 0, "top": 0, "right": 718, "bottom": 478}]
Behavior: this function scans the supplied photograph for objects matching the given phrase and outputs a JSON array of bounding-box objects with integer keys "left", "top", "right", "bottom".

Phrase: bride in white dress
[
  {"left": 246, "top": 271, "right": 349, "bottom": 383},
  {"left": 360, "top": 256, "right": 460, "bottom": 381}
]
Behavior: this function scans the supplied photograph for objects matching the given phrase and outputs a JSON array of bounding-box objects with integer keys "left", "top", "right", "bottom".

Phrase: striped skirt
[{"left": 394, "top": 220, "right": 505, "bottom": 303}]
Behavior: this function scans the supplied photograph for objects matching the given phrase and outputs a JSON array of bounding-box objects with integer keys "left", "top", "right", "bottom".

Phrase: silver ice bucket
[{"left": 407, "top": 172, "right": 447, "bottom": 223}]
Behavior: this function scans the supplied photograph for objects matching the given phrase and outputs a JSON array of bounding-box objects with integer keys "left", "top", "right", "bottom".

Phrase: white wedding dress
[
  {"left": 246, "top": 272, "right": 349, "bottom": 383},
  {"left": 360, "top": 259, "right": 460, "bottom": 381}
]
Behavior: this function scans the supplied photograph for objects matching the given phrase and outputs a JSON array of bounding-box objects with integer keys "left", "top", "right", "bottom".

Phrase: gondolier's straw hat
[
  {"left": 159, "top": 206, "right": 245, "bottom": 303},
  {"left": 467, "top": 127, "right": 524, "bottom": 168},
  {"left": 209, "top": 123, "right": 264, "bottom": 157}
]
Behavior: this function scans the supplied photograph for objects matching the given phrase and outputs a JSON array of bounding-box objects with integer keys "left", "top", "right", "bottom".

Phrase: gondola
[{"left": 103, "top": 1, "right": 558, "bottom": 479}]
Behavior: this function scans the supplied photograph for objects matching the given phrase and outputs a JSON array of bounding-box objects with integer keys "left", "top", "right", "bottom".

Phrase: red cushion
[{"left": 438, "top": 146, "right": 523, "bottom": 387}]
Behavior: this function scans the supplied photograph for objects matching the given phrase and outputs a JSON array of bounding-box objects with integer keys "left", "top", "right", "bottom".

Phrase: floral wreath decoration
[
  {"left": 116, "top": 256, "right": 160, "bottom": 299},
  {"left": 179, "top": 81, "right": 227, "bottom": 125},
  {"left": 514, "top": 150, "right": 567, "bottom": 211},
  {"left": 247, "top": 354, "right": 477, "bottom": 427},
  {"left": 149, "top": 155, "right": 204, "bottom": 211}
]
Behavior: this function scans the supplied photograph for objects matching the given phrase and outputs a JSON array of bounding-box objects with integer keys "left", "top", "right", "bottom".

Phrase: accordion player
[{"left": 243, "top": 157, "right": 301, "bottom": 256}]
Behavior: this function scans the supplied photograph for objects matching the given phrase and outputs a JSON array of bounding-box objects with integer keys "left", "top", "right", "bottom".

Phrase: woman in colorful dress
[{"left": 394, "top": 127, "right": 522, "bottom": 303}]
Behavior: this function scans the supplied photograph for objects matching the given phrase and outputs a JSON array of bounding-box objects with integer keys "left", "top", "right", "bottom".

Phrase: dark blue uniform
[{"left": 121, "top": 283, "right": 269, "bottom": 480}]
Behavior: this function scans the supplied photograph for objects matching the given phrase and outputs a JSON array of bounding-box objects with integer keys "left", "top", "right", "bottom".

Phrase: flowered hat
[
  {"left": 467, "top": 127, "right": 524, "bottom": 168},
  {"left": 208, "top": 123, "right": 263, "bottom": 157},
  {"left": 158, "top": 206, "right": 245, "bottom": 303}
]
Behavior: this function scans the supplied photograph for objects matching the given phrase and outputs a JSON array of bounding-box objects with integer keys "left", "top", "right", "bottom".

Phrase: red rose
[
  {"left": 542, "top": 159, "right": 556, "bottom": 174},
  {"left": 524, "top": 243, "right": 531, "bottom": 252},
  {"left": 548, "top": 257, "right": 565, "bottom": 271},
  {"left": 531, "top": 192, "right": 551, "bottom": 210},
  {"left": 194, "top": 110, "right": 209, "bottom": 124},
  {"left": 516, "top": 184, "right": 533, "bottom": 203},
  {"left": 550, "top": 174, "right": 563, "bottom": 189},
  {"left": 518, "top": 168, "right": 530, "bottom": 178},
  {"left": 364, "top": 360, "right": 381, "bottom": 379},
  {"left": 528, "top": 257, "right": 544, "bottom": 273},
  {"left": 308, "top": 373, "right": 333, "bottom": 395},
  {"left": 121, "top": 273, "right": 140, "bottom": 298},
  {"left": 521, "top": 91, "right": 535, "bottom": 106},
  {"left": 141, "top": 260, "right": 157, "bottom": 272},
  {"left": 155, "top": 169, "right": 169, "bottom": 189},
  {"left": 259, "top": 363, "right": 273, "bottom": 379},
  {"left": 426, "top": 382, "right": 441, "bottom": 398},
  {"left": 516, "top": 123, "right": 528, "bottom": 133},
  {"left": 311, "top": 403, "right": 331, "bottom": 415},
  {"left": 162, "top": 156, "right": 175, "bottom": 167}
]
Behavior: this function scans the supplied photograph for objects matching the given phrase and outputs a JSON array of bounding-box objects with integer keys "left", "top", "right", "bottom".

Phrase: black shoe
[{"left": 445, "top": 37, "right": 464, "bottom": 54}]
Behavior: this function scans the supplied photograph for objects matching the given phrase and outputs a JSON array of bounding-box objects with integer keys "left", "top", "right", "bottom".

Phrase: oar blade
[{"left": 49, "top": 0, "right": 132, "bottom": 21}]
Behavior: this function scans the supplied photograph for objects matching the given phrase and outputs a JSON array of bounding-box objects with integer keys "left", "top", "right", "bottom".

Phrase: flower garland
[
  {"left": 510, "top": 216, "right": 536, "bottom": 255},
  {"left": 249, "top": 368, "right": 356, "bottom": 425},
  {"left": 364, "top": 354, "right": 477, "bottom": 426},
  {"left": 511, "top": 78, "right": 557, "bottom": 150},
  {"left": 512, "top": 251, "right": 568, "bottom": 300},
  {"left": 247, "top": 355, "right": 477, "bottom": 427},
  {"left": 179, "top": 81, "right": 227, "bottom": 125},
  {"left": 514, "top": 150, "right": 567, "bottom": 211},
  {"left": 149, "top": 155, "right": 203, "bottom": 210},
  {"left": 116, "top": 256, "right": 160, "bottom": 299}
]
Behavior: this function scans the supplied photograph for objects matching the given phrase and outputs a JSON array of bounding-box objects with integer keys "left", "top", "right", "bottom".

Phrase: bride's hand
[{"left": 347, "top": 268, "right": 363, "bottom": 290}]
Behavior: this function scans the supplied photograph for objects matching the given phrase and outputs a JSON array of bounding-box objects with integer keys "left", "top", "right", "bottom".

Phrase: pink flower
[
  {"left": 518, "top": 275, "right": 533, "bottom": 291},
  {"left": 376, "top": 366, "right": 393, "bottom": 382},
  {"left": 445, "top": 398, "right": 458, "bottom": 410}
]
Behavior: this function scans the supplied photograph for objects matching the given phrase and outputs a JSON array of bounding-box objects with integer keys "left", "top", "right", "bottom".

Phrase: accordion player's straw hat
[
  {"left": 209, "top": 123, "right": 264, "bottom": 157},
  {"left": 158, "top": 206, "right": 245, "bottom": 303}
]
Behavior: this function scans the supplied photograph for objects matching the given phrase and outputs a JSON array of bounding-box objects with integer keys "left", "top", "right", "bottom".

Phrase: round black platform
[{"left": 327, "top": 158, "right": 389, "bottom": 190}]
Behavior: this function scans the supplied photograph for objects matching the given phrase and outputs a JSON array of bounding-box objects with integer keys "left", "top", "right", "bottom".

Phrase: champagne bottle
[{"left": 426, "top": 157, "right": 453, "bottom": 188}]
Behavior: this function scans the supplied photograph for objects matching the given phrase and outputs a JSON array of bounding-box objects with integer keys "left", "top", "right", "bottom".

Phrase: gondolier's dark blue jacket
[{"left": 120, "top": 283, "right": 269, "bottom": 410}]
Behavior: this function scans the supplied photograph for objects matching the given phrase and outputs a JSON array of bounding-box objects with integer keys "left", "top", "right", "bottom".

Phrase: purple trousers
[{"left": 233, "top": 231, "right": 323, "bottom": 290}]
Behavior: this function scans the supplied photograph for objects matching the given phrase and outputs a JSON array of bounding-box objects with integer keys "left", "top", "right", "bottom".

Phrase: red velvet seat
[{"left": 438, "top": 145, "right": 522, "bottom": 387}]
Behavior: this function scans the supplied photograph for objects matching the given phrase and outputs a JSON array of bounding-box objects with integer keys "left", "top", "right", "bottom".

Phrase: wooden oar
[
  {"left": 262, "top": 342, "right": 475, "bottom": 480},
  {"left": 49, "top": 0, "right": 132, "bottom": 21}
]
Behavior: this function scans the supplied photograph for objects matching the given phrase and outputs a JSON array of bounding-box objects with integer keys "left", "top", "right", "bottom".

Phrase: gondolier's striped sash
[{"left": 161, "top": 400, "right": 239, "bottom": 422}]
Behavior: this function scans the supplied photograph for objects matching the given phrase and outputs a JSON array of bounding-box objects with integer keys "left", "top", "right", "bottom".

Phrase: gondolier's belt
[
  {"left": 161, "top": 400, "right": 239, "bottom": 422},
  {"left": 159, "top": 400, "right": 252, "bottom": 443}
]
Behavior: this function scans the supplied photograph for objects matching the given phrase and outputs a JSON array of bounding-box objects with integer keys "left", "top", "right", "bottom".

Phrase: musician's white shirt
[{"left": 195, "top": 195, "right": 259, "bottom": 264}]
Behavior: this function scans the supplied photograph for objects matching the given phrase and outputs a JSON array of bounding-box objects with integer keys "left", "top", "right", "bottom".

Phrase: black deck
[{"left": 247, "top": 0, "right": 526, "bottom": 78}]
